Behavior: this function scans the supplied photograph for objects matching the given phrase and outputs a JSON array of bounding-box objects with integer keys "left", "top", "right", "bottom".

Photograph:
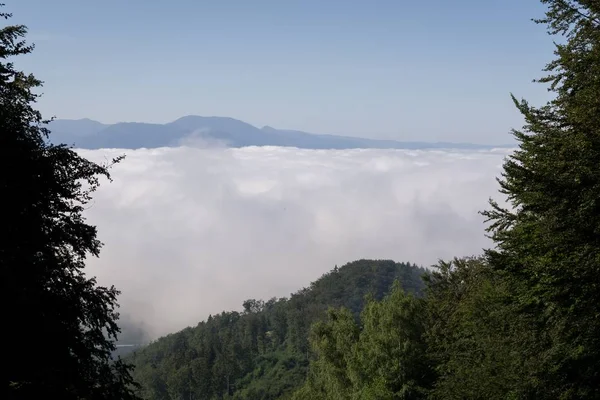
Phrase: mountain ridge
[
  {"left": 127, "top": 259, "right": 428, "bottom": 400},
  {"left": 48, "top": 115, "right": 512, "bottom": 150}
]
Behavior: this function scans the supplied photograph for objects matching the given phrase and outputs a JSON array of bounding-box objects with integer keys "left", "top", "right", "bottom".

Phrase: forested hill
[{"left": 128, "top": 259, "right": 427, "bottom": 400}]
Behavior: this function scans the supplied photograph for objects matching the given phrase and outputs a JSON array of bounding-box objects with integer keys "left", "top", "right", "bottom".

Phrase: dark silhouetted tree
[{"left": 1, "top": 5, "right": 139, "bottom": 399}]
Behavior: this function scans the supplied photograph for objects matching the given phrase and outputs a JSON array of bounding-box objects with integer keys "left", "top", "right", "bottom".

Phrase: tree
[
  {"left": 424, "top": 257, "right": 535, "bottom": 399},
  {"left": 294, "top": 281, "right": 433, "bottom": 400},
  {"left": 350, "top": 282, "right": 433, "bottom": 400},
  {"left": 1, "top": 6, "right": 139, "bottom": 399},
  {"left": 130, "top": 260, "right": 425, "bottom": 400},
  {"left": 482, "top": 0, "right": 600, "bottom": 397}
]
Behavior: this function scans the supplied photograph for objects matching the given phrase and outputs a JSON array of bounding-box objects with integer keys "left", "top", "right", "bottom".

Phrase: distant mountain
[
  {"left": 48, "top": 116, "right": 509, "bottom": 150},
  {"left": 47, "top": 118, "right": 108, "bottom": 146}
]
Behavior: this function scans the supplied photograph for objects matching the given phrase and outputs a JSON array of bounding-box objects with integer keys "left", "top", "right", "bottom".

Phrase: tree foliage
[
  {"left": 294, "top": 281, "right": 433, "bottom": 400},
  {"left": 289, "top": 1, "right": 600, "bottom": 398},
  {"left": 481, "top": 0, "right": 600, "bottom": 397},
  {"left": 129, "top": 260, "right": 427, "bottom": 400},
  {"left": 424, "top": 258, "right": 536, "bottom": 399},
  {"left": 6, "top": 0, "right": 598, "bottom": 398},
  {"left": 1, "top": 6, "right": 139, "bottom": 399}
]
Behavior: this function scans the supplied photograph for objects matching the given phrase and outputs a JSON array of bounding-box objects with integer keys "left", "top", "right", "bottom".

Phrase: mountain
[
  {"left": 47, "top": 118, "right": 108, "bottom": 146},
  {"left": 260, "top": 126, "right": 497, "bottom": 150},
  {"left": 127, "top": 259, "right": 428, "bottom": 400},
  {"left": 48, "top": 116, "right": 509, "bottom": 150},
  {"left": 49, "top": 118, "right": 107, "bottom": 135}
]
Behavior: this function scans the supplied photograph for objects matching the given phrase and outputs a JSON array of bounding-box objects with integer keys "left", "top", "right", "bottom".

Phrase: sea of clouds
[{"left": 78, "top": 145, "right": 512, "bottom": 340}]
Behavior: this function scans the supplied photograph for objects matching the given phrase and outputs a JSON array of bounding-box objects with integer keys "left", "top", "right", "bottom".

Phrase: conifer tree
[
  {"left": 1, "top": 5, "right": 139, "bottom": 399},
  {"left": 482, "top": 0, "right": 600, "bottom": 397}
]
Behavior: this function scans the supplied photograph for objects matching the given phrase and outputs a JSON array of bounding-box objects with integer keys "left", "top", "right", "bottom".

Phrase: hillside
[
  {"left": 47, "top": 116, "right": 508, "bottom": 150},
  {"left": 127, "top": 259, "right": 427, "bottom": 400}
]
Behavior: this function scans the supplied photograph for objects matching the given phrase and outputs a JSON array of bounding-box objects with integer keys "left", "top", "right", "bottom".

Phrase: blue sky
[{"left": 9, "top": 0, "right": 554, "bottom": 143}]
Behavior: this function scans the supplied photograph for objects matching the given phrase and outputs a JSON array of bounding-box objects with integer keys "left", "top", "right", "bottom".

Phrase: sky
[
  {"left": 79, "top": 145, "right": 509, "bottom": 339},
  {"left": 9, "top": 0, "right": 555, "bottom": 144}
]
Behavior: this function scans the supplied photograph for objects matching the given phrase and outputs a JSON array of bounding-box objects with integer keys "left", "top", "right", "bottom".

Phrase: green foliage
[
  {"left": 5, "top": 0, "right": 597, "bottom": 399},
  {"left": 129, "top": 260, "right": 427, "bottom": 400},
  {"left": 423, "top": 258, "right": 533, "bottom": 399},
  {"left": 480, "top": 0, "right": 600, "bottom": 397},
  {"left": 294, "top": 281, "right": 433, "bottom": 400},
  {"left": 232, "top": 351, "right": 308, "bottom": 400},
  {"left": 295, "top": 4, "right": 600, "bottom": 398},
  {"left": 1, "top": 5, "right": 139, "bottom": 399},
  {"left": 293, "top": 308, "right": 358, "bottom": 400}
]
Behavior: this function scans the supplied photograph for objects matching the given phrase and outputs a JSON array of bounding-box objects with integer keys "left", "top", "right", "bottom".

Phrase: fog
[{"left": 78, "top": 146, "right": 511, "bottom": 340}]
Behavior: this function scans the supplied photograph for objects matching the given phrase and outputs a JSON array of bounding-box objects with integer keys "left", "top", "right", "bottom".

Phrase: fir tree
[
  {"left": 1, "top": 5, "right": 139, "bottom": 399},
  {"left": 482, "top": 0, "right": 600, "bottom": 397}
]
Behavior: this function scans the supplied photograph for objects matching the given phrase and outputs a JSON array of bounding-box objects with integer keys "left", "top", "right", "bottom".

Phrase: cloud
[{"left": 77, "top": 146, "right": 511, "bottom": 340}]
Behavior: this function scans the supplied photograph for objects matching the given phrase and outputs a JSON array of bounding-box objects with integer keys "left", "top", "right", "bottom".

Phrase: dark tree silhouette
[{"left": 1, "top": 5, "right": 139, "bottom": 399}]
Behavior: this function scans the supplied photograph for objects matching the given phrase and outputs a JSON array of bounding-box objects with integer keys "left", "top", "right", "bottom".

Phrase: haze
[
  {"left": 80, "top": 145, "right": 509, "bottom": 339},
  {"left": 6, "top": 0, "right": 549, "bottom": 341}
]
